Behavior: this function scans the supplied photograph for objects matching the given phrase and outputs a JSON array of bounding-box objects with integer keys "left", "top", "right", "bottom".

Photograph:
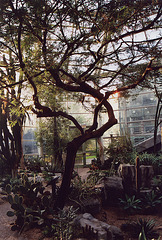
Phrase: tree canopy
[{"left": 0, "top": 0, "right": 161, "bottom": 208}]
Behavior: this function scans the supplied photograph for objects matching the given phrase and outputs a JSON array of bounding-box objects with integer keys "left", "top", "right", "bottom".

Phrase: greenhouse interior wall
[{"left": 22, "top": 90, "right": 162, "bottom": 165}]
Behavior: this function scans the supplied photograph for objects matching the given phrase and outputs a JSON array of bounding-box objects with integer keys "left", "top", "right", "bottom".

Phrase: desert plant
[
  {"left": 5, "top": 174, "right": 54, "bottom": 232},
  {"left": 119, "top": 194, "right": 142, "bottom": 214},
  {"left": 121, "top": 218, "right": 159, "bottom": 240},
  {"left": 6, "top": 193, "right": 51, "bottom": 232},
  {"left": 138, "top": 153, "right": 162, "bottom": 175},
  {"left": 152, "top": 175, "right": 162, "bottom": 193},
  {"left": 51, "top": 206, "right": 78, "bottom": 240},
  {"left": 24, "top": 156, "right": 44, "bottom": 173},
  {"left": 106, "top": 134, "right": 137, "bottom": 172},
  {"left": 87, "top": 169, "right": 110, "bottom": 185},
  {"left": 69, "top": 174, "right": 101, "bottom": 208},
  {"left": 141, "top": 190, "right": 162, "bottom": 213}
]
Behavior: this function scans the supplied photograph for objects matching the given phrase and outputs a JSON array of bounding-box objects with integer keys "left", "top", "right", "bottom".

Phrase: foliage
[
  {"left": 121, "top": 218, "right": 159, "bottom": 240},
  {"left": 119, "top": 195, "right": 142, "bottom": 214},
  {"left": 0, "top": 0, "right": 161, "bottom": 209},
  {"left": 137, "top": 153, "right": 162, "bottom": 175},
  {"left": 141, "top": 190, "right": 162, "bottom": 213},
  {"left": 69, "top": 173, "right": 101, "bottom": 208},
  {"left": 152, "top": 175, "right": 162, "bottom": 193},
  {"left": 24, "top": 156, "right": 44, "bottom": 173},
  {"left": 5, "top": 174, "right": 54, "bottom": 232},
  {"left": 106, "top": 134, "right": 137, "bottom": 170},
  {"left": 0, "top": 53, "right": 26, "bottom": 176},
  {"left": 87, "top": 169, "right": 110, "bottom": 185},
  {"left": 5, "top": 174, "right": 79, "bottom": 239},
  {"left": 119, "top": 189, "right": 162, "bottom": 215},
  {"left": 50, "top": 207, "right": 78, "bottom": 240},
  {"left": 90, "top": 158, "right": 101, "bottom": 170}
]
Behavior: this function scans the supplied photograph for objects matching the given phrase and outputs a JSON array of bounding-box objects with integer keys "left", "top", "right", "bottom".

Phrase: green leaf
[
  {"left": 8, "top": 194, "right": 14, "bottom": 204},
  {"left": 25, "top": 214, "right": 33, "bottom": 223},
  {"left": 25, "top": 208, "right": 33, "bottom": 214},
  {"left": 6, "top": 184, "right": 12, "bottom": 194},
  {"left": 38, "top": 218, "right": 44, "bottom": 225},
  {"left": 11, "top": 203, "right": 19, "bottom": 211},
  {"left": 14, "top": 194, "right": 20, "bottom": 204},
  {"left": 7, "top": 211, "right": 15, "bottom": 217}
]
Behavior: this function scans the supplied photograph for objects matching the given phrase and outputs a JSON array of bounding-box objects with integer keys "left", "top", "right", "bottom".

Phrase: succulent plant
[{"left": 5, "top": 174, "right": 53, "bottom": 233}]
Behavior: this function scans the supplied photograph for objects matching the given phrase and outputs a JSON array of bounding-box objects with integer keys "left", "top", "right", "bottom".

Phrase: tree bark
[{"left": 54, "top": 139, "right": 79, "bottom": 209}]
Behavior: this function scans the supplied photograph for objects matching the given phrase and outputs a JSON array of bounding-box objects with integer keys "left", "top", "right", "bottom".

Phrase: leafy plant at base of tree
[
  {"left": 5, "top": 174, "right": 79, "bottom": 239},
  {"left": 121, "top": 218, "right": 159, "bottom": 240},
  {"left": 119, "top": 195, "right": 142, "bottom": 214},
  {"left": 69, "top": 173, "right": 101, "bottom": 209}
]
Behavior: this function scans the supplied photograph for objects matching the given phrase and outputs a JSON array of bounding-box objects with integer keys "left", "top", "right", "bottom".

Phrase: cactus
[
  {"left": 8, "top": 194, "right": 14, "bottom": 204},
  {"left": 5, "top": 174, "right": 53, "bottom": 233},
  {"left": 5, "top": 184, "right": 12, "bottom": 194}
]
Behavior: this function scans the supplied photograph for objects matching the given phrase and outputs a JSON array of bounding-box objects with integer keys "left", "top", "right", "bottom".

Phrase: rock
[
  {"left": 103, "top": 176, "right": 124, "bottom": 206},
  {"left": 109, "top": 225, "right": 124, "bottom": 240},
  {"left": 75, "top": 213, "right": 113, "bottom": 240},
  {"left": 118, "top": 164, "right": 154, "bottom": 192},
  {"left": 140, "top": 165, "right": 154, "bottom": 188},
  {"left": 81, "top": 197, "right": 101, "bottom": 215},
  {"left": 118, "top": 164, "right": 136, "bottom": 194},
  {"left": 75, "top": 213, "right": 123, "bottom": 240}
]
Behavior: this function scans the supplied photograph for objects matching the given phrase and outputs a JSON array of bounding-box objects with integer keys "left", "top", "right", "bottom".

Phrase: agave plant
[
  {"left": 142, "top": 190, "right": 162, "bottom": 213},
  {"left": 121, "top": 218, "right": 160, "bottom": 240},
  {"left": 119, "top": 194, "right": 141, "bottom": 214}
]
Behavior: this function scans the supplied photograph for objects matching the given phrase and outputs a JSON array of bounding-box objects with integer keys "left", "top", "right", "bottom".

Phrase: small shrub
[
  {"left": 69, "top": 174, "right": 101, "bottom": 208},
  {"left": 152, "top": 175, "right": 162, "bottom": 193},
  {"left": 121, "top": 218, "right": 159, "bottom": 239},
  {"left": 87, "top": 169, "right": 110, "bottom": 185},
  {"left": 105, "top": 134, "right": 137, "bottom": 173},
  {"left": 119, "top": 194, "right": 141, "bottom": 214},
  {"left": 24, "top": 156, "right": 43, "bottom": 173},
  {"left": 138, "top": 153, "right": 162, "bottom": 175},
  {"left": 50, "top": 207, "right": 78, "bottom": 240},
  {"left": 141, "top": 190, "right": 162, "bottom": 213}
]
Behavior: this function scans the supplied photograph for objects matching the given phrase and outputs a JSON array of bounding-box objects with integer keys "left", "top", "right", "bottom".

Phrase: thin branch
[
  {"left": 97, "top": 6, "right": 162, "bottom": 56},
  {"left": 106, "top": 57, "right": 158, "bottom": 96}
]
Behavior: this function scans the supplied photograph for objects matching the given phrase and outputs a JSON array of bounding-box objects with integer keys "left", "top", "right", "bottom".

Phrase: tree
[
  {"left": 0, "top": 51, "right": 26, "bottom": 176},
  {"left": 0, "top": 0, "right": 161, "bottom": 208}
]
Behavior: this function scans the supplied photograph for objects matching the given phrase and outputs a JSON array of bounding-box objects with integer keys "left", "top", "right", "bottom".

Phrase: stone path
[{"left": 75, "top": 167, "right": 90, "bottom": 180}]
